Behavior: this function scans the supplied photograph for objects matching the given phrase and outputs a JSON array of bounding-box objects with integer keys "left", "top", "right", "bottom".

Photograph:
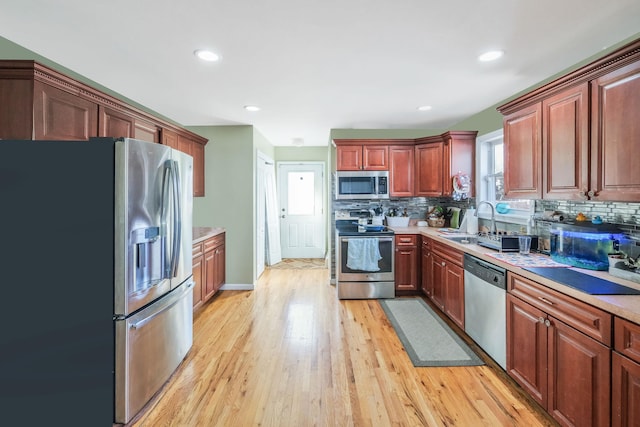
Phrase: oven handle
[{"left": 340, "top": 237, "right": 394, "bottom": 243}]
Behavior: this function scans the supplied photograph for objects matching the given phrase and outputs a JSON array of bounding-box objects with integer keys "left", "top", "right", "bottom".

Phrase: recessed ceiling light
[
  {"left": 194, "top": 49, "right": 220, "bottom": 62},
  {"left": 244, "top": 105, "right": 260, "bottom": 112},
  {"left": 417, "top": 105, "right": 432, "bottom": 111},
  {"left": 478, "top": 50, "right": 504, "bottom": 62}
]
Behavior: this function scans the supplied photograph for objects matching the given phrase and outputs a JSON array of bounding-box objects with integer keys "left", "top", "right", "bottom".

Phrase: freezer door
[
  {"left": 115, "top": 139, "right": 173, "bottom": 316},
  {"left": 114, "top": 280, "right": 193, "bottom": 424}
]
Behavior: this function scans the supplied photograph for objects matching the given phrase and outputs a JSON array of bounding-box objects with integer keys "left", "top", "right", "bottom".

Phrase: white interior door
[{"left": 278, "top": 162, "right": 325, "bottom": 259}]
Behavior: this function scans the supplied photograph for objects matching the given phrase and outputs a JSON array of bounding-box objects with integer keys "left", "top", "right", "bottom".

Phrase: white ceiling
[{"left": 1, "top": 1, "right": 639, "bottom": 146}]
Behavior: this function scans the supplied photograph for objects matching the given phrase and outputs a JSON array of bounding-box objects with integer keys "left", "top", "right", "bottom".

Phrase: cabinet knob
[
  {"left": 441, "top": 262, "right": 446, "bottom": 267},
  {"left": 587, "top": 189, "right": 595, "bottom": 198},
  {"left": 579, "top": 189, "right": 589, "bottom": 200},
  {"left": 538, "top": 317, "right": 545, "bottom": 324},
  {"left": 544, "top": 319, "right": 551, "bottom": 327}
]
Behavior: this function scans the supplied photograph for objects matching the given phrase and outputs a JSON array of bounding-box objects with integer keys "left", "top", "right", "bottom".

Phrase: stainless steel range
[{"left": 335, "top": 213, "right": 395, "bottom": 299}]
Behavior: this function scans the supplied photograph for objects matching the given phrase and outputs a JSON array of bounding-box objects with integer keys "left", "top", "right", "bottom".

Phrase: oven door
[{"left": 337, "top": 235, "right": 395, "bottom": 282}]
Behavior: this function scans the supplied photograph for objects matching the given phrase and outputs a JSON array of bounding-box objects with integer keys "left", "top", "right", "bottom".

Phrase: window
[{"left": 476, "top": 130, "right": 533, "bottom": 226}]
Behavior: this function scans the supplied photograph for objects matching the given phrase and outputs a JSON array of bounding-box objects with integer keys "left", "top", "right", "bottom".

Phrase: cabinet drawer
[
  {"left": 395, "top": 234, "right": 417, "bottom": 246},
  {"left": 431, "top": 241, "right": 463, "bottom": 266},
  {"left": 615, "top": 317, "right": 640, "bottom": 363},
  {"left": 508, "top": 272, "right": 612, "bottom": 345},
  {"left": 204, "top": 233, "right": 225, "bottom": 252},
  {"left": 192, "top": 242, "right": 204, "bottom": 258}
]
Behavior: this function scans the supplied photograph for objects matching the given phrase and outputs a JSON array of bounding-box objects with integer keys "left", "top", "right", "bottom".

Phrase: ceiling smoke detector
[{"left": 292, "top": 138, "right": 304, "bottom": 146}]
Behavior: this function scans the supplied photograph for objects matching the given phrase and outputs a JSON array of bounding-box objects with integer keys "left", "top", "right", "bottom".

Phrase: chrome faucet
[{"left": 475, "top": 201, "right": 497, "bottom": 234}]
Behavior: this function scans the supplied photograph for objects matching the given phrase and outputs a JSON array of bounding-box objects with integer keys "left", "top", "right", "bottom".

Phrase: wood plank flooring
[{"left": 130, "top": 268, "right": 557, "bottom": 426}]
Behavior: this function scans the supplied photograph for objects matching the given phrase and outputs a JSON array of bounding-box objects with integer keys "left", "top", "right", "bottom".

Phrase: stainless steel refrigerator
[{"left": 0, "top": 138, "right": 194, "bottom": 426}]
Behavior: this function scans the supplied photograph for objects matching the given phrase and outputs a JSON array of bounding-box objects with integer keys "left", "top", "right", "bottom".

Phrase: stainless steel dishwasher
[{"left": 463, "top": 253, "right": 507, "bottom": 369}]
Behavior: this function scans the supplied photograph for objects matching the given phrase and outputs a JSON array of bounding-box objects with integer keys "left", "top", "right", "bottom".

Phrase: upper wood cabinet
[
  {"left": 414, "top": 141, "right": 443, "bottom": 196},
  {"left": 499, "top": 37, "right": 640, "bottom": 202},
  {"left": 335, "top": 142, "right": 388, "bottom": 170},
  {"left": 503, "top": 103, "right": 542, "bottom": 199},
  {"left": 591, "top": 60, "right": 640, "bottom": 201},
  {"left": 542, "top": 83, "right": 589, "bottom": 200},
  {"left": 0, "top": 60, "right": 207, "bottom": 196},
  {"left": 33, "top": 80, "right": 98, "bottom": 141},
  {"left": 414, "top": 131, "right": 476, "bottom": 197},
  {"left": 389, "top": 145, "right": 414, "bottom": 197}
]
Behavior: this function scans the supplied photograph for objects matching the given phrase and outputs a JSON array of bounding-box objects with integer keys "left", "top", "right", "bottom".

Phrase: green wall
[{"left": 188, "top": 125, "right": 255, "bottom": 286}]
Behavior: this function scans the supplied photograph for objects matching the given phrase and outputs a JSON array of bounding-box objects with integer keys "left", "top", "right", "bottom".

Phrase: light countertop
[
  {"left": 193, "top": 226, "right": 225, "bottom": 244},
  {"left": 388, "top": 225, "right": 640, "bottom": 324}
]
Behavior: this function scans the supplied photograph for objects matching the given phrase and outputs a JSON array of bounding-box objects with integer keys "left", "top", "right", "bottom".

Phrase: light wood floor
[{"left": 131, "top": 268, "right": 557, "bottom": 426}]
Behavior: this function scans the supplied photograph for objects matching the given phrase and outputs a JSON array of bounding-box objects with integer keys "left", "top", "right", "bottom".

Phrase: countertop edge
[
  {"left": 193, "top": 226, "right": 225, "bottom": 244},
  {"left": 389, "top": 225, "right": 640, "bottom": 325}
]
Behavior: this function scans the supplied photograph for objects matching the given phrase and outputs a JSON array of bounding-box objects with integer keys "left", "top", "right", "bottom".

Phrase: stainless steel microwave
[{"left": 335, "top": 170, "right": 389, "bottom": 200}]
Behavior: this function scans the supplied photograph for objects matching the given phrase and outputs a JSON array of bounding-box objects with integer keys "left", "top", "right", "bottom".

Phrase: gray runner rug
[{"left": 379, "top": 298, "right": 484, "bottom": 367}]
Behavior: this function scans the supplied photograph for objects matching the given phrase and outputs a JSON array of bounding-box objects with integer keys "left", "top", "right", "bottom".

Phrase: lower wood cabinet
[
  {"left": 425, "top": 240, "right": 464, "bottom": 329},
  {"left": 394, "top": 234, "right": 419, "bottom": 291},
  {"left": 613, "top": 317, "right": 640, "bottom": 427},
  {"left": 507, "top": 272, "right": 611, "bottom": 427},
  {"left": 192, "top": 232, "right": 225, "bottom": 310},
  {"left": 420, "top": 237, "right": 432, "bottom": 297}
]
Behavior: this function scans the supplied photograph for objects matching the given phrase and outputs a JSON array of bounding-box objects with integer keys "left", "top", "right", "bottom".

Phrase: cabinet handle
[
  {"left": 587, "top": 189, "right": 595, "bottom": 198},
  {"left": 538, "top": 296, "right": 554, "bottom": 305},
  {"left": 441, "top": 262, "right": 446, "bottom": 267},
  {"left": 538, "top": 317, "right": 545, "bottom": 324},
  {"left": 544, "top": 319, "right": 551, "bottom": 327},
  {"left": 579, "top": 188, "right": 588, "bottom": 200}
]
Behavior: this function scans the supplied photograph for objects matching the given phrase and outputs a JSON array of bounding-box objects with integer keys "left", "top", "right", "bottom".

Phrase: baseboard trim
[{"left": 219, "top": 283, "right": 254, "bottom": 291}]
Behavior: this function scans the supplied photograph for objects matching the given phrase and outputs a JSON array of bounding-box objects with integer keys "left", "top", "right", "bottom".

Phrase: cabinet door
[
  {"left": 612, "top": 352, "right": 640, "bottom": 427},
  {"left": 389, "top": 145, "right": 414, "bottom": 197},
  {"left": 192, "top": 142, "right": 205, "bottom": 197},
  {"left": 177, "top": 134, "right": 193, "bottom": 156},
  {"left": 99, "top": 106, "right": 134, "bottom": 138},
  {"left": 213, "top": 244, "right": 225, "bottom": 292},
  {"left": 134, "top": 118, "right": 160, "bottom": 143},
  {"left": 395, "top": 245, "right": 418, "bottom": 291},
  {"left": 506, "top": 294, "right": 547, "bottom": 406},
  {"left": 192, "top": 254, "right": 204, "bottom": 310},
  {"left": 414, "top": 143, "right": 443, "bottom": 196},
  {"left": 162, "top": 128, "right": 179, "bottom": 149},
  {"left": 33, "top": 81, "right": 98, "bottom": 140},
  {"left": 336, "top": 146, "right": 362, "bottom": 170},
  {"left": 503, "top": 103, "right": 542, "bottom": 199},
  {"left": 548, "top": 318, "right": 610, "bottom": 427},
  {"left": 421, "top": 240, "right": 433, "bottom": 297},
  {"left": 430, "top": 252, "right": 446, "bottom": 311},
  {"left": 591, "top": 60, "right": 640, "bottom": 201},
  {"left": 542, "top": 84, "right": 589, "bottom": 200},
  {"left": 444, "top": 262, "right": 464, "bottom": 330},
  {"left": 362, "top": 145, "right": 388, "bottom": 170},
  {"left": 204, "top": 249, "right": 216, "bottom": 300}
]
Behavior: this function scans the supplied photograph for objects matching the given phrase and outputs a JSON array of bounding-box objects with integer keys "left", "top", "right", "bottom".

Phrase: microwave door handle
[
  {"left": 161, "top": 160, "right": 172, "bottom": 279},
  {"left": 170, "top": 160, "right": 182, "bottom": 277}
]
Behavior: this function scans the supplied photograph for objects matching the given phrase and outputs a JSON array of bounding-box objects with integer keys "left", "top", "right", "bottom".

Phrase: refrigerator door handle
[
  {"left": 170, "top": 160, "right": 182, "bottom": 277},
  {"left": 129, "top": 281, "right": 194, "bottom": 330},
  {"left": 161, "top": 160, "right": 173, "bottom": 278}
]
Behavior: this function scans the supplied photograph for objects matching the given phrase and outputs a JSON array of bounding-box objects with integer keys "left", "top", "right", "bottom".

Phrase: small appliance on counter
[
  {"left": 549, "top": 222, "right": 624, "bottom": 270},
  {"left": 476, "top": 233, "right": 538, "bottom": 252}
]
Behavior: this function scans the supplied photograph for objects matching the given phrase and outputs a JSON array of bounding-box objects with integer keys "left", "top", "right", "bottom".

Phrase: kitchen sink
[{"left": 443, "top": 235, "right": 478, "bottom": 244}]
